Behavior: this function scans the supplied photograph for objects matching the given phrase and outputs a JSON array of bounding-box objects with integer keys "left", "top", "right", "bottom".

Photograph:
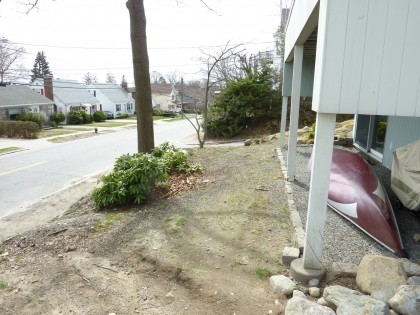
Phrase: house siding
[
  {"left": 283, "top": 56, "right": 315, "bottom": 97},
  {"left": 312, "top": 0, "right": 420, "bottom": 116},
  {"left": 383, "top": 116, "right": 420, "bottom": 169}
]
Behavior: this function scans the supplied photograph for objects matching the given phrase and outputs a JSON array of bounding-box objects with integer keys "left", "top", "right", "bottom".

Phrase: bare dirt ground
[{"left": 0, "top": 140, "right": 293, "bottom": 315}]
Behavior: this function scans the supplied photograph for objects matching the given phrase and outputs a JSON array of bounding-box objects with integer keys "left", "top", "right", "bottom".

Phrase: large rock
[
  {"left": 371, "top": 285, "right": 398, "bottom": 303},
  {"left": 400, "top": 258, "right": 420, "bottom": 277},
  {"left": 407, "top": 276, "right": 420, "bottom": 285},
  {"left": 270, "top": 275, "right": 296, "bottom": 296},
  {"left": 285, "top": 296, "right": 335, "bottom": 315},
  {"left": 388, "top": 285, "right": 420, "bottom": 315},
  {"left": 331, "top": 262, "right": 358, "bottom": 278},
  {"left": 323, "top": 285, "right": 390, "bottom": 315},
  {"left": 356, "top": 255, "right": 407, "bottom": 294}
]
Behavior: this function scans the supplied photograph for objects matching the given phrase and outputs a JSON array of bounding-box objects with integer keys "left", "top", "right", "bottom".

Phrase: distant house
[
  {"left": 87, "top": 83, "right": 135, "bottom": 118},
  {"left": 30, "top": 76, "right": 99, "bottom": 116},
  {"left": 0, "top": 84, "right": 54, "bottom": 121},
  {"left": 149, "top": 83, "right": 203, "bottom": 113},
  {"left": 150, "top": 83, "right": 173, "bottom": 112},
  {"left": 173, "top": 83, "right": 204, "bottom": 113}
]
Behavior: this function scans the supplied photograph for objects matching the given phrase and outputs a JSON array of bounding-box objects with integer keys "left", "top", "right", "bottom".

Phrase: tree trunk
[{"left": 126, "top": 0, "right": 154, "bottom": 153}]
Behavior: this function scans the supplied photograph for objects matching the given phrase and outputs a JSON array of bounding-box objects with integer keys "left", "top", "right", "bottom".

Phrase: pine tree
[{"left": 31, "top": 51, "right": 52, "bottom": 82}]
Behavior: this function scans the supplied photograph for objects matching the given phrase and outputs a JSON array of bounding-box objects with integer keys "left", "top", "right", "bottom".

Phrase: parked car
[{"left": 103, "top": 111, "right": 114, "bottom": 119}]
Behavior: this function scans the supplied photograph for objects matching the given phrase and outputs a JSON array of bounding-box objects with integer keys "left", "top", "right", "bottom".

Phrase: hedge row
[{"left": 0, "top": 121, "right": 40, "bottom": 138}]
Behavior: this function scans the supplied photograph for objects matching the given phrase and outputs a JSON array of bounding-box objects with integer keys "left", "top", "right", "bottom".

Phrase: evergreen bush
[
  {"left": 51, "top": 112, "right": 65, "bottom": 126},
  {"left": 16, "top": 112, "right": 47, "bottom": 128},
  {"left": 117, "top": 113, "right": 129, "bottom": 119},
  {"left": 93, "top": 111, "right": 106, "bottom": 122},
  {"left": 67, "top": 110, "right": 92, "bottom": 124}
]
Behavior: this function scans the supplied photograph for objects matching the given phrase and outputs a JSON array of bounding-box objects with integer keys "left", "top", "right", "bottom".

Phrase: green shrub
[
  {"left": 67, "top": 111, "right": 84, "bottom": 125},
  {"left": 51, "top": 112, "right": 65, "bottom": 126},
  {"left": 152, "top": 141, "right": 202, "bottom": 174},
  {"left": 16, "top": 112, "right": 47, "bottom": 128},
  {"left": 92, "top": 141, "right": 202, "bottom": 209},
  {"left": 0, "top": 121, "right": 39, "bottom": 138},
  {"left": 80, "top": 111, "right": 93, "bottom": 123},
  {"left": 152, "top": 108, "right": 163, "bottom": 116},
  {"left": 92, "top": 153, "right": 168, "bottom": 208},
  {"left": 93, "top": 111, "right": 106, "bottom": 122},
  {"left": 117, "top": 112, "right": 129, "bottom": 119},
  {"left": 207, "top": 114, "right": 243, "bottom": 138},
  {"left": 306, "top": 123, "right": 316, "bottom": 142},
  {"left": 67, "top": 110, "right": 92, "bottom": 124}
]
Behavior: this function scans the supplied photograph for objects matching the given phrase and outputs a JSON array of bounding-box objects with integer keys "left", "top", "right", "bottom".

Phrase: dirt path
[{"left": 0, "top": 140, "right": 292, "bottom": 315}]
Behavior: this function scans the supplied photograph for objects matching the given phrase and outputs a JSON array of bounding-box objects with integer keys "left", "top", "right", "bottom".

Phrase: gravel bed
[{"left": 283, "top": 145, "right": 420, "bottom": 267}]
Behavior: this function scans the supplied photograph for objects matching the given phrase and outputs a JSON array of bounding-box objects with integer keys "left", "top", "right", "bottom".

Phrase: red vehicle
[{"left": 309, "top": 148, "right": 405, "bottom": 257}]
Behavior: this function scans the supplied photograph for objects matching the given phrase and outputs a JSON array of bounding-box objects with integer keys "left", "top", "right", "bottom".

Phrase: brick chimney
[
  {"left": 44, "top": 75, "right": 54, "bottom": 101},
  {"left": 121, "top": 80, "right": 128, "bottom": 92}
]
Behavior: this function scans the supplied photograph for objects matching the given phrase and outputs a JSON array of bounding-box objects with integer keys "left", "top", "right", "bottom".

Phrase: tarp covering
[{"left": 391, "top": 140, "right": 420, "bottom": 211}]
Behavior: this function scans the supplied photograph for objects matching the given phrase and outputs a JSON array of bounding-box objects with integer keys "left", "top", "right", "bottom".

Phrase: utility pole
[{"left": 181, "top": 77, "right": 184, "bottom": 118}]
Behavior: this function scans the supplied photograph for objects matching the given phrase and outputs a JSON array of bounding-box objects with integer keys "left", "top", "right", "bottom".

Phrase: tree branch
[{"left": 198, "top": 0, "right": 221, "bottom": 16}]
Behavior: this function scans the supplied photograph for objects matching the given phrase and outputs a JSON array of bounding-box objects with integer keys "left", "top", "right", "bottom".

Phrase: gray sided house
[
  {"left": 87, "top": 83, "right": 135, "bottom": 118},
  {"left": 30, "top": 77, "right": 99, "bottom": 116},
  {"left": 174, "top": 83, "right": 204, "bottom": 113},
  {"left": 0, "top": 84, "right": 54, "bottom": 121}
]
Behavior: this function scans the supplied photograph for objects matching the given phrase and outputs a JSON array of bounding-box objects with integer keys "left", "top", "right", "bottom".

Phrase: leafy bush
[
  {"left": 0, "top": 121, "right": 39, "bottom": 138},
  {"left": 67, "top": 111, "right": 83, "bottom": 124},
  {"left": 306, "top": 123, "right": 316, "bottom": 142},
  {"left": 51, "top": 112, "right": 65, "bottom": 126},
  {"left": 16, "top": 112, "right": 47, "bottom": 128},
  {"left": 117, "top": 112, "right": 129, "bottom": 119},
  {"left": 92, "top": 153, "right": 168, "bottom": 208},
  {"left": 93, "top": 111, "right": 106, "bottom": 122},
  {"left": 81, "top": 111, "right": 93, "bottom": 123},
  {"left": 152, "top": 141, "right": 202, "bottom": 174},
  {"left": 92, "top": 141, "right": 202, "bottom": 209},
  {"left": 67, "top": 110, "right": 92, "bottom": 124},
  {"left": 152, "top": 108, "right": 163, "bottom": 116}
]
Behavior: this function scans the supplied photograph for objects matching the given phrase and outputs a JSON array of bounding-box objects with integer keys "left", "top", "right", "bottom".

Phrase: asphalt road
[{"left": 0, "top": 119, "right": 197, "bottom": 218}]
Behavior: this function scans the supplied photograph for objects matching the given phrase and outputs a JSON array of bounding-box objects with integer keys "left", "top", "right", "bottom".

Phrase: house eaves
[
  {"left": 0, "top": 85, "right": 54, "bottom": 107},
  {"left": 89, "top": 83, "right": 134, "bottom": 103},
  {"left": 53, "top": 80, "right": 99, "bottom": 105}
]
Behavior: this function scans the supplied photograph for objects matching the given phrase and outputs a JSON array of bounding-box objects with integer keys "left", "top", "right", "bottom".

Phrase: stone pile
[{"left": 271, "top": 254, "right": 420, "bottom": 315}]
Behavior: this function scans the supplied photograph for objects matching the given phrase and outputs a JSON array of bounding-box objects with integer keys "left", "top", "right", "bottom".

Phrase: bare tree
[
  {"left": 150, "top": 70, "right": 166, "bottom": 84},
  {"left": 83, "top": 72, "right": 96, "bottom": 85},
  {"left": 126, "top": 0, "right": 154, "bottom": 153},
  {"left": 19, "top": 0, "right": 216, "bottom": 153},
  {"left": 105, "top": 71, "right": 116, "bottom": 83},
  {"left": 185, "top": 42, "right": 242, "bottom": 148},
  {"left": 166, "top": 71, "right": 180, "bottom": 85},
  {"left": 0, "top": 37, "right": 26, "bottom": 83}
]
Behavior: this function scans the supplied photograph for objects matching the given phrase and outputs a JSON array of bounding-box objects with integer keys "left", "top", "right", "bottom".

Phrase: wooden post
[
  {"left": 279, "top": 96, "right": 288, "bottom": 148},
  {"left": 286, "top": 45, "right": 303, "bottom": 181},
  {"left": 303, "top": 112, "right": 336, "bottom": 270}
]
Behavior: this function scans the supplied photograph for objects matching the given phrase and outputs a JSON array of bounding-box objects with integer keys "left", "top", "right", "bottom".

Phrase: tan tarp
[{"left": 391, "top": 140, "right": 420, "bottom": 211}]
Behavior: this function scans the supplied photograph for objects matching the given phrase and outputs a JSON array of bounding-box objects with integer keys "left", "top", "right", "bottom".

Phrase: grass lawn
[
  {"left": 127, "top": 115, "right": 181, "bottom": 121},
  {"left": 36, "top": 129, "right": 79, "bottom": 138},
  {"left": 84, "top": 121, "right": 136, "bottom": 127},
  {"left": 0, "top": 147, "right": 23, "bottom": 154}
]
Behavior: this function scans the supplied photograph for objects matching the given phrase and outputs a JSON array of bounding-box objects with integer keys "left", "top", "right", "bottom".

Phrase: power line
[{"left": 9, "top": 40, "right": 276, "bottom": 51}]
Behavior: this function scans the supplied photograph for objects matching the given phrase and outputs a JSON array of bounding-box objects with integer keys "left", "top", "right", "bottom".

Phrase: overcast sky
[{"left": 0, "top": 0, "right": 284, "bottom": 85}]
